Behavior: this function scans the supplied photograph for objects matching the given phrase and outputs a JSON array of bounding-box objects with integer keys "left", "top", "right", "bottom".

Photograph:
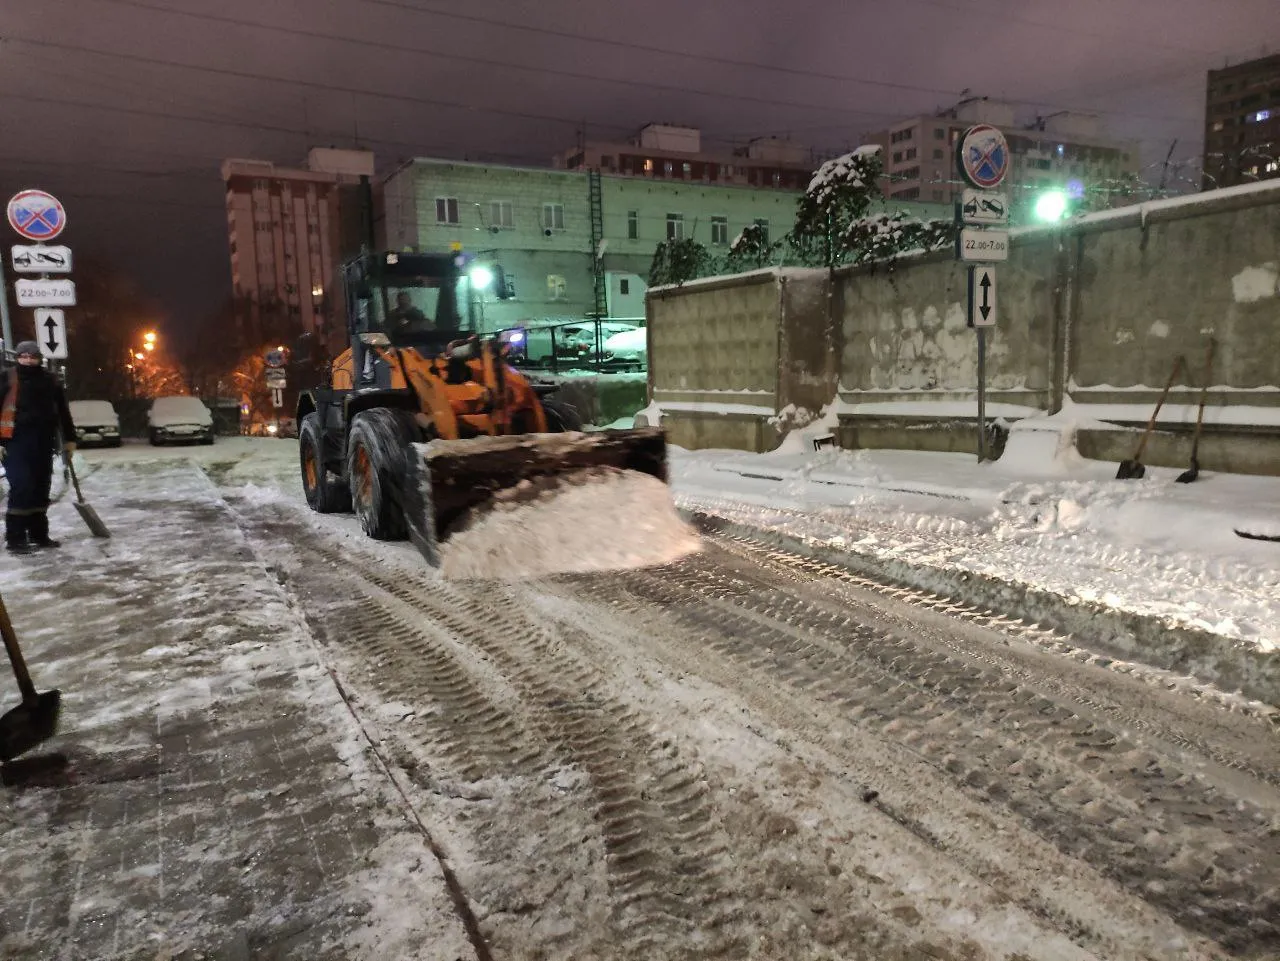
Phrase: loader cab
[{"left": 346, "top": 251, "right": 479, "bottom": 386}]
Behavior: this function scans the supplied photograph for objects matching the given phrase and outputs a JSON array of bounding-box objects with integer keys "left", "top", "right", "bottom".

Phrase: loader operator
[
  {"left": 0, "top": 342, "right": 77, "bottom": 553},
  {"left": 388, "top": 291, "right": 433, "bottom": 335}
]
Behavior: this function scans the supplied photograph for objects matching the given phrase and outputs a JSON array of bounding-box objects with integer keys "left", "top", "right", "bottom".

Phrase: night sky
[{"left": 1, "top": 0, "right": 1275, "bottom": 330}]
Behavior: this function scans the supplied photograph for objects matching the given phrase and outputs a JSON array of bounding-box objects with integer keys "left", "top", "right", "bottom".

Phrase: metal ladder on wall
[{"left": 588, "top": 169, "right": 607, "bottom": 319}]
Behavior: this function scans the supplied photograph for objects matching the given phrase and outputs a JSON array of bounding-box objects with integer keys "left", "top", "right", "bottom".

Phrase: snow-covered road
[
  {"left": 1, "top": 438, "right": 1274, "bottom": 960},
  {"left": 2, "top": 440, "right": 1280, "bottom": 957}
]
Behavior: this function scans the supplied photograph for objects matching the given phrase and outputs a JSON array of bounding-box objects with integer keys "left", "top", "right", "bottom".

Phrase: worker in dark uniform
[
  {"left": 0, "top": 342, "right": 76, "bottom": 553},
  {"left": 388, "top": 291, "right": 431, "bottom": 334}
]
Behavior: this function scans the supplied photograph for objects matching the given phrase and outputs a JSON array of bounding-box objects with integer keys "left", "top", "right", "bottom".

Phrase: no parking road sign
[
  {"left": 956, "top": 125, "right": 1010, "bottom": 190},
  {"left": 7, "top": 189, "right": 67, "bottom": 242}
]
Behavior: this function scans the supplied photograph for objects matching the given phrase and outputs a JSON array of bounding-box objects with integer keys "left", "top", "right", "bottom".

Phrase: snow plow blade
[{"left": 402, "top": 427, "right": 669, "bottom": 566}]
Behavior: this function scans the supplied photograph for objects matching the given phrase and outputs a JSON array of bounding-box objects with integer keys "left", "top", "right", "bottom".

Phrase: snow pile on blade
[{"left": 438, "top": 467, "right": 699, "bottom": 580}]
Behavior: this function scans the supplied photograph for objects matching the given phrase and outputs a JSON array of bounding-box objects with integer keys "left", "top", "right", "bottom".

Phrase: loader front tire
[
  {"left": 347, "top": 408, "right": 415, "bottom": 540},
  {"left": 300, "top": 413, "right": 351, "bottom": 514}
]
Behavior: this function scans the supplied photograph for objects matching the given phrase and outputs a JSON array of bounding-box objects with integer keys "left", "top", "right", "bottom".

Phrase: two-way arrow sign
[
  {"left": 36, "top": 308, "right": 68, "bottom": 359},
  {"left": 967, "top": 266, "right": 997, "bottom": 329}
]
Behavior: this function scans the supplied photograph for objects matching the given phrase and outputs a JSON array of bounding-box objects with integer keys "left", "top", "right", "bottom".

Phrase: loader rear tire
[
  {"left": 347, "top": 408, "right": 416, "bottom": 540},
  {"left": 300, "top": 413, "right": 351, "bottom": 514}
]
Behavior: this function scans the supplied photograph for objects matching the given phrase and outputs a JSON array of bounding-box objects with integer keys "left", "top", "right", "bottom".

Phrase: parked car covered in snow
[
  {"left": 148, "top": 396, "right": 215, "bottom": 445},
  {"left": 68, "top": 399, "right": 122, "bottom": 447},
  {"left": 601, "top": 326, "right": 647, "bottom": 371}
]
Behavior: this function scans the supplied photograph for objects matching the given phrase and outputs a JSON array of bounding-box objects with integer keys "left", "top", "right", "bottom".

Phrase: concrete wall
[
  {"left": 644, "top": 181, "right": 1280, "bottom": 472},
  {"left": 644, "top": 269, "right": 829, "bottom": 451}
]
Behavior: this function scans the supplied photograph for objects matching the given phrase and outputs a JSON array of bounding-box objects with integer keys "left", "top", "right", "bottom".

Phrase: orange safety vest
[{"left": 0, "top": 370, "right": 17, "bottom": 440}]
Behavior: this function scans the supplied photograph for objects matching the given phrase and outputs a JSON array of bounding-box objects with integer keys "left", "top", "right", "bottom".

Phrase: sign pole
[
  {"left": 955, "top": 124, "right": 1010, "bottom": 464},
  {"left": 976, "top": 328, "right": 988, "bottom": 462},
  {"left": 0, "top": 257, "right": 13, "bottom": 352}
]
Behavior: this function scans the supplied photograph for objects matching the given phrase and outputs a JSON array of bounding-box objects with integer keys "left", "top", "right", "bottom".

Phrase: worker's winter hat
[{"left": 13, "top": 341, "right": 40, "bottom": 357}]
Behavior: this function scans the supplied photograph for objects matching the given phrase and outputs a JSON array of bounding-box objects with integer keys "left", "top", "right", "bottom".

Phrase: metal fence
[{"left": 498, "top": 317, "right": 646, "bottom": 375}]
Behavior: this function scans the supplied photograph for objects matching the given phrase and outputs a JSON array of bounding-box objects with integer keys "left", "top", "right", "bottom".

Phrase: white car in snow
[
  {"left": 602, "top": 327, "right": 647, "bottom": 371},
  {"left": 69, "top": 399, "right": 122, "bottom": 448},
  {"left": 148, "top": 396, "right": 215, "bottom": 446}
]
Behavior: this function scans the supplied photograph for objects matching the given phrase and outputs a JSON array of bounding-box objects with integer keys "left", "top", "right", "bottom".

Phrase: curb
[{"left": 685, "top": 509, "right": 1280, "bottom": 710}]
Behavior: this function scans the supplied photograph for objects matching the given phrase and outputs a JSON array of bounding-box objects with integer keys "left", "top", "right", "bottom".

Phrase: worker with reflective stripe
[{"left": 0, "top": 342, "right": 77, "bottom": 553}]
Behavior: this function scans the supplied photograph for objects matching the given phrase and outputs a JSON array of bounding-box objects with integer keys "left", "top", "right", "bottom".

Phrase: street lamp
[
  {"left": 143, "top": 341, "right": 155, "bottom": 352},
  {"left": 1034, "top": 189, "right": 1070, "bottom": 223},
  {"left": 134, "top": 352, "right": 145, "bottom": 361},
  {"left": 143, "top": 331, "right": 157, "bottom": 344}
]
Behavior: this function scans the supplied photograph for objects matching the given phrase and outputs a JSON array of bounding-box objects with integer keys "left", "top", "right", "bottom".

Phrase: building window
[
  {"left": 899, "top": 167, "right": 920, "bottom": 180},
  {"left": 662, "top": 160, "right": 674, "bottom": 176},
  {"left": 666, "top": 213, "right": 685, "bottom": 240},
  {"left": 892, "top": 187, "right": 921, "bottom": 200},
  {"left": 905, "top": 147, "right": 917, "bottom": 160},
  {"left": 934, "top": 128, "right": 946, "bottom": 139},
  {"left": 601, "top": 154, "right": 615, "bottom": 170},
  {"left": 753, "top": 218, "right": 769, "bottom": 244},
  {"left": 547, "top": 274, "right": 567, "bottom": 300},
  {"left": 489, "top": 201, "right": 513, "bottom": 229},
  {"left": 890, "top": 128, "right": 915, "bottom": 143},
  {"left": 620, "top": 278, "right": 631, "bottom": 295},
  {"left": 893, "top": 151, "right": 903, "bottom": 164},
  {"left": 435, "top": 197, "right": 459, "bottom": 224},
  {"left": 711, "top": 216, "right": 729, "bottom": 245},
  {"left": 643, "top": 158, "right": 654, "bottom": 174},
  {"left": 933, "top": 148, "right": 944, "bottom": 160},
  {"left": 682, "top": 162, "right": 692, "bottom": 177},
  {"left": 542, "top": 203, "right": 564, "bottom": 230},
  {"left": 627, "top": 210, "right": 638, "bottom": 240},
  {"left": 1254, "top": 109, "right": 1272, "bottom": 122}
]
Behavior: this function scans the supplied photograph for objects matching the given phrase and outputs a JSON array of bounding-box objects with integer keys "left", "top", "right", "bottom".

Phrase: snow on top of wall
[
  {"left": 1066, "top": 399, "right": 1280, "bottom": 428},
  {"left": 1233, "top": 263, "right": 1279, "bottom": 304},
  {"left": 655, "top": 400, "right": 778, "bottom": 416},
  {"left": 1068, "top": 379, "right": 1280, "bottom": 393},
  {"left": 647, "top": 266, "right": 824, "bottom": 296},
  {"left": 835, "top": 399, "right": 1044, "bottom": 420}
]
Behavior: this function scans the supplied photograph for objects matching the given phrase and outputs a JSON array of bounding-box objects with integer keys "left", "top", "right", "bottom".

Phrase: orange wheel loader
[{"left": 295, "top": 250, "right": 667, "bottom": 566}]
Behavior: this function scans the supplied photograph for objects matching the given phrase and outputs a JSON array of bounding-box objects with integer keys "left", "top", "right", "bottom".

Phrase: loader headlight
[
  {"left": 360, "top": 332, "right": 391, "bottom": 346},
  {"left": 469, "top": 265, "right": 494, "bottom": 290}
]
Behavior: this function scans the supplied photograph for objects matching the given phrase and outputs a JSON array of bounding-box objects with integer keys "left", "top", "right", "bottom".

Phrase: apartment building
[
  {"left": 864, "top": 98, "right": 1138, "bottom": 219},
  {"left": 1204, "top": 53, "right": 1280, "bottom": 188},
  {"left": 220, "top": 148, "right": 373, "bottom": 341},
  {"left": 553, "top": 123, "right": 818, "bottom": 191}
]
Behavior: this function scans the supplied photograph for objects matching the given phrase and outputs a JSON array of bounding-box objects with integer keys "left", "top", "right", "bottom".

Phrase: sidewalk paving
[{"left": 0, "top": 458, "right": 470, "bottom": 961}]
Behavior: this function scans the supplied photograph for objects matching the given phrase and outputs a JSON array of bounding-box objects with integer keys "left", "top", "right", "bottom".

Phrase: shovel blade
[
  {"left": 0, "top": 689, "right": 62, "bottom": 762},
  {"left": 1175, "top": 456, "right": 1200, "bottom": 484},
  {"left": 74, "top": 501, "right": 111, "bottom": 538},
  {"left": 1116, "top": 459, "right": 1146, "bottom": 480}
]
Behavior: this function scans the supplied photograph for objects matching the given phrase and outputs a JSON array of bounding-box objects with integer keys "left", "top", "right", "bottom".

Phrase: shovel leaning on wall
[{"left": 1116, "top": 354, "right": 1185, "bottom": 480}]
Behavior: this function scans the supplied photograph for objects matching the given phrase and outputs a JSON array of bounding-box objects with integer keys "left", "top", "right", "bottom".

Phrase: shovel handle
[
  {"left": 0, "top": 590, "right": 38, "bottom": 703},
  {"left": 62, "top": 450, "right": 86, "bottom": 504},
  {"left": 1133, "top": 354, "right": 1185, "bottom": 462},
  {"left": 1189, "top": 338, "right": 1215, "bottom": 459}
]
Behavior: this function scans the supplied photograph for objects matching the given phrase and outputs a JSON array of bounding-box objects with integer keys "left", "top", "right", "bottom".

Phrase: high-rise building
[
  {"left": 864, "top": 98, "right": 1139, "bottom": 220},
  {"left": 1203, "top": 53, "right": 1280, "bottom": 189},
  {"left": 220, "top": 148, "right": 374, "bottom": 343}
]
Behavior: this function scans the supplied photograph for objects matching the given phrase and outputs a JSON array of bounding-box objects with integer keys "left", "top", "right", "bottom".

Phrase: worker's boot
[
  {"left": 27, "top": 513, "right": 60, "bottom": 549},
  {"left": 5, "top": 513, "right": 32, "bottom": 554}
]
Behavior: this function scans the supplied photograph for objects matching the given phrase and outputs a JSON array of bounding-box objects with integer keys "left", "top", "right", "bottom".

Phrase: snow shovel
[
  {"left": 1176, "top": 338, "right": 1215, "bottom": 484},
  {"left": 1116, "top": 354, "right": 1184, "bottom": 480},
  {"left": 64, "top": 452, "right": 110, "bottom": 538},
  {"left": 0, "top": 589, "right": 61, "bottom": 763}
]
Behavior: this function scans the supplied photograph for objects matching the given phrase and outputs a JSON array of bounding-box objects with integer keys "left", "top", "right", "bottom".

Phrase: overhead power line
[
  {"left": 365, "top": 0, "right": 1210, "bottom": 126},
  {"left": 6, "top": 35, "right": 636, "bottom": 133},
  {"left": 81, "top": 0, "right": 906, "bottom": 124}
]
